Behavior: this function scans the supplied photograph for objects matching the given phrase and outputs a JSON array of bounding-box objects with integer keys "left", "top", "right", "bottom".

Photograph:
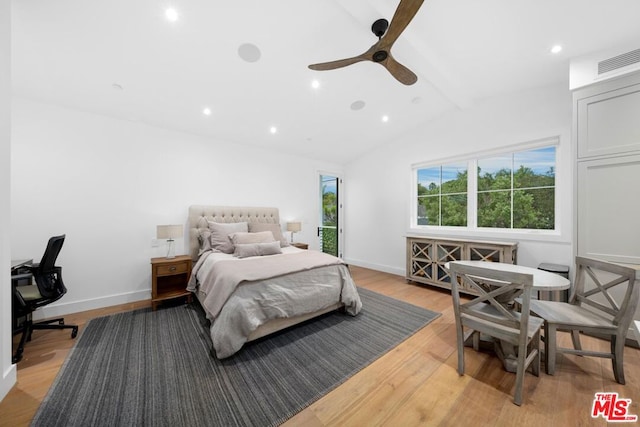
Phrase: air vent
[{"left": 598, "top": 48, "right": 640, "bottom": 75}]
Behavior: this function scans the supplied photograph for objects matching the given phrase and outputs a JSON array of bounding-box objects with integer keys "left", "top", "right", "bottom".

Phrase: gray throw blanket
[{"left": 189, "top": 250, "right": 346, "bottom": 320}]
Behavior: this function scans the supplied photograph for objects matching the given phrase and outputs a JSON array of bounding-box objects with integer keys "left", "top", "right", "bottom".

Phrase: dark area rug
[{"left": 31, "top": 287, "right": 441, "bottom": 427}]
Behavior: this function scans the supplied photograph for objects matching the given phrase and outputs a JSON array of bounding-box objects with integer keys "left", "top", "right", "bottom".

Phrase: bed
[{"left": 187, "top": 205, "right": 362, "bottom": 358}]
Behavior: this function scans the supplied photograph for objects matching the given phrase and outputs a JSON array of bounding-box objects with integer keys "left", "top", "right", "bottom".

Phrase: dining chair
[
  {"left": 528, "top": 256, "right": 638, "bottom": 384},
  {"left": 449, "top": 262, "right": 542, "bottom": 406}
]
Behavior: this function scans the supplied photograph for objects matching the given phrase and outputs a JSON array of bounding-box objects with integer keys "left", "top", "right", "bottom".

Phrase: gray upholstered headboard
[{"left": 188, "top": 205, "right": 281, "bottom": 261}]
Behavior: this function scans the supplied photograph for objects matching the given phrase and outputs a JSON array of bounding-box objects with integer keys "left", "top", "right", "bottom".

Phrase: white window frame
[{"left": 411, "top": 136, "right": 561, "bottom": 240}]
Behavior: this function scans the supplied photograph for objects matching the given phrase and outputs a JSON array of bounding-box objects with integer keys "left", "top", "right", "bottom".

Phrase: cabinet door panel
[
  {"left": 577, "top": 80, "right": 640, "bottom": 158},
  {"left": 577, "top": 154, "right": 640, "bottom": 264}
]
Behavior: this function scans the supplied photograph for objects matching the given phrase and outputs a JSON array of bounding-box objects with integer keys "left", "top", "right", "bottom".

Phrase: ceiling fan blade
[
  {"left": 379, "top": 0, "right": 425, "bottom": 50},
  {"left": 381, "top": 53, "right": 418, "bottom": 85},
  {"left": 309, "top": 53, "right": 369, "bottom": 71}
]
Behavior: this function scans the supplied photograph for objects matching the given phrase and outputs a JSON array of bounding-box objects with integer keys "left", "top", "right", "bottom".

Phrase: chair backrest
[
  {"left": 572, "top": 256, "right": 638, "bottom": 331},
  {"left": 450, "top": 262, "right": 534, "bottom": 344},
  {"left": 33, "top": 235, "right": 66, "bottom": 299},
  {"left": 37, "top": 235, "right": 65, "bottom": 271}
]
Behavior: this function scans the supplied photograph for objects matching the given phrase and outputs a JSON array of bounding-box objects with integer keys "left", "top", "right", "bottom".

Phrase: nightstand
[
  {"left": 150, "top": 255, "right": 192, "bottom": 310},
  {"left": 290, "top": 242, "right": 308, "bottom": 250}
]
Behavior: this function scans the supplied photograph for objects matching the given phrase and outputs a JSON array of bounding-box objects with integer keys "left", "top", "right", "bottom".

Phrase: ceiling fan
[{"left": 308, "top": 0, "right": 424, "bottom": 86}]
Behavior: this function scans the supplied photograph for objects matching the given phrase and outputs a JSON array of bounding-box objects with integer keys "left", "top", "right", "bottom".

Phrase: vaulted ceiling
[{"left": 11, "top": 1, "right": 640, "bottom": 163}]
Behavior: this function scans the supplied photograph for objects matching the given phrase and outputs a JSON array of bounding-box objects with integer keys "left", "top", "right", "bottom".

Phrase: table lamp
[
  {"left": 286, "top": 221, "right": 301, "bottom": 243},
  {"left": 157, "top": 224, "right": 183, "bottom": 259}
]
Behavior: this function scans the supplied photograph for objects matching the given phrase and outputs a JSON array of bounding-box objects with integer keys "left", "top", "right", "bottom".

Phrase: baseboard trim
[
  {"left": 343, "top": 258, "right": 404, "bottom": 277},
  {"left": 33, "top": 290, "right": 150, "bottom": 321},
  {"left": 0, "top": 365, "right": 17, "bottom": 402}
]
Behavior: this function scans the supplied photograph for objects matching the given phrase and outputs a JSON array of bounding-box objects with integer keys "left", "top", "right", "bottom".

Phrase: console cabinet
[{"left": 406, "top": 236, "right": 518, "bottom": 295}]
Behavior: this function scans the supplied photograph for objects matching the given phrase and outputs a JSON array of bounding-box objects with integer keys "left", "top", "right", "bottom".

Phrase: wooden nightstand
[
  {"left": 290, "top": 242, "right": 308, "bottom": 250},
  {"left": 150, "top": 255, "right": 192, "bottom": 310}
]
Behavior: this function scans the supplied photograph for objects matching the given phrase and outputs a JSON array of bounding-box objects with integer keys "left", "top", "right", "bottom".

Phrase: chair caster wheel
[{"left": 71, "top": 327, "right": 78, "bottom": 339}]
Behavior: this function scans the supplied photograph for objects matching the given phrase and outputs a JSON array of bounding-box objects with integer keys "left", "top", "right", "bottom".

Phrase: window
[
  {"left": 478, "top": 147, "right": 555, "bottom": 229},
  {"left": 417, "top": 163, "right": 467, "bottom": 226},
  {"left": 413, "top": 141, "right": 557, "bottom": 231}
]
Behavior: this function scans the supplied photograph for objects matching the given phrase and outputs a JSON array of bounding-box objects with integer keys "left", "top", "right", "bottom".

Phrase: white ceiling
[{"left": 11, "top": 0, "right": 640, "bottom": 164}]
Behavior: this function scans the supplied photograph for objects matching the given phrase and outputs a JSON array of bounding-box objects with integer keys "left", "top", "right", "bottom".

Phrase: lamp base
[{"left": 166, "top": 239, "right": 176, "bottom": 259}]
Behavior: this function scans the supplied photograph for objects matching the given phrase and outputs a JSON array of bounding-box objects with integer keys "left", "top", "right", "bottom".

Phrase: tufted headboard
[{"left": 188, "top": 205, "right": 281, "bottom": 261}]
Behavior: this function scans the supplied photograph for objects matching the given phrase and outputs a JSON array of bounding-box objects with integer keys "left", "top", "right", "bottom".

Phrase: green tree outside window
[{"left": 415, "top": 145, "right": 556, "bottom": 230}]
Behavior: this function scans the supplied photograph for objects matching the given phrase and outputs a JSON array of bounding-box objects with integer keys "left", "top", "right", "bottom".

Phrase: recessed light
[
  {"left": 550, "top": 45, "right": 562, "bottom": 54},
  {"left": 381, "top": 115, "right": 389, "bottom": 123},
  {"left": 203, "top": 107, "right": 211, "bottom": 116},
  {"left": 270, "top": 126, "right": 277, "bottom": 134},
  {"left": 165, "top": 8, "right": 179, "bottom": 22},
  {"left": 311, "top": 79, "right": 320, "bottom": 89}
]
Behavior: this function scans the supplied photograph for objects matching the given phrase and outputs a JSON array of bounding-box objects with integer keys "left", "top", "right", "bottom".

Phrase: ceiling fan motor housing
[{"left": 371, "top": 18, "right": 389, "bottom": 38}]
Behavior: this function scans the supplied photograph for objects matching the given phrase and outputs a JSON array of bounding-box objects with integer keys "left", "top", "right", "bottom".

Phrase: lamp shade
[
  {"left": 157, "top": 224, "right": 183, "bottom": 240},
  {"left": 286, "top": 222, "right": 301, "bottom": 233}
]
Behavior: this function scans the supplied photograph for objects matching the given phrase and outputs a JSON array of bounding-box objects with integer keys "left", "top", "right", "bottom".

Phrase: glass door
[{"left": 319, "top": 174, "right": 342, "bottom": 257}]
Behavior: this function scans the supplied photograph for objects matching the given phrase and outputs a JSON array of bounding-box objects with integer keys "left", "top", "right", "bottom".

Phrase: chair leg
[
  {"left": 12, "top": 321, "right": 32, "bottom": 364},
  {"left": 32, "top": 318, "right": 79, "bottom": 339},
  {"left": 472, "top": 331, "right": 480, "bottom": 351},
  {"left": 456, "top": 322, "right": 465, "bottom": 375},
  {"left": 513, "top": 342, "right": 527, "bottom": 406},
  {"left": 545, "top": 323, "right": 557, "bottom": 375},
  {"left": 611, "top": 335, "right": 626, "bottom": 385},
  {"left": 570, "top": 330, "right": 582, "bottom": 351},
  {"left": 531, "top": 331, "right": 541, "bottom": 377}
]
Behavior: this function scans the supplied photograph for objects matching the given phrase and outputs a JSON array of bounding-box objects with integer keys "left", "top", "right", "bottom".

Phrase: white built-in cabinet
[
  {"left": 574, "top": 71, "right": 640, "bottom": 266},
  {"left": 574, "top": 71, "right": 640, "bottom": 333}
]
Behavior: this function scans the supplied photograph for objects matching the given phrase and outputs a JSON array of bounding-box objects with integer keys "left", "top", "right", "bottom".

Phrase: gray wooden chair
[
  {"left": 529, "top": 256, "right": 638, "bottom": 384},
  {"left": 449, "top": 262, "right": 543, "bottom": 406}
]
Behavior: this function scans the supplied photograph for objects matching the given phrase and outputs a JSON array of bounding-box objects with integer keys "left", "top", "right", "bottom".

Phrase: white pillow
[
  {"left": 207, "top": 221, "right": 248, "bottom": 254},
  {"left": 248, "top": 223, "right": 290, "bottom": 247},
  {"left": 197, "top": 229, "right": 212, "bottom": 255},
  {"left": 234, "top": 241, "right": 282, "bottom": 258},
  {"left": 230, "top": 231, "right": 276, "bottom": 245}
]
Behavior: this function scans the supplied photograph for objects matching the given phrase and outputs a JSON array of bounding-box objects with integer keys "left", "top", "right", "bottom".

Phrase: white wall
[
  {"left": 11, "top": 98, "right": 342, "bottom": 318},
  {"left": 343, "top": 83, "right": 574, "bottom": 276},
  {"left": 1, "top": 0, "right": 16, "bottom": 401}
]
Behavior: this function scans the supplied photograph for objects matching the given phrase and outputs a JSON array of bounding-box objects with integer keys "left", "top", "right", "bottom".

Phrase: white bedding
[{"left": 189, "top": 247, "right": 362, "bottom": 358}]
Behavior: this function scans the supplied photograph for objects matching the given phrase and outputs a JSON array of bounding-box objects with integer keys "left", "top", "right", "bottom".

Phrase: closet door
[{"left": 576, "top": 154, "right": 640, "bottom": 265}]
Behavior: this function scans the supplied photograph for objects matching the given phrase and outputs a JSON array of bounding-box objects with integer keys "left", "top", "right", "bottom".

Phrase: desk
[
  {"left": 11, "top": 259, "right": 32, "bottom": 271},
  {"left": 445, "top": 261, "right": 570, "bottom": 373}
]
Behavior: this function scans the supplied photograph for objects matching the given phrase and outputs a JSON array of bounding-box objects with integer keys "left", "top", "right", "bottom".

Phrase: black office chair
[{"left": 12, "top": 235, "right": 78, "bottom": 363}]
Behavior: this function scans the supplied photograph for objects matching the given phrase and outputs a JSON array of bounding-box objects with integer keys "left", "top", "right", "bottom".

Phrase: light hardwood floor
[{"left": 2, "top": 266, "right": 639, "bottom": 426}]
